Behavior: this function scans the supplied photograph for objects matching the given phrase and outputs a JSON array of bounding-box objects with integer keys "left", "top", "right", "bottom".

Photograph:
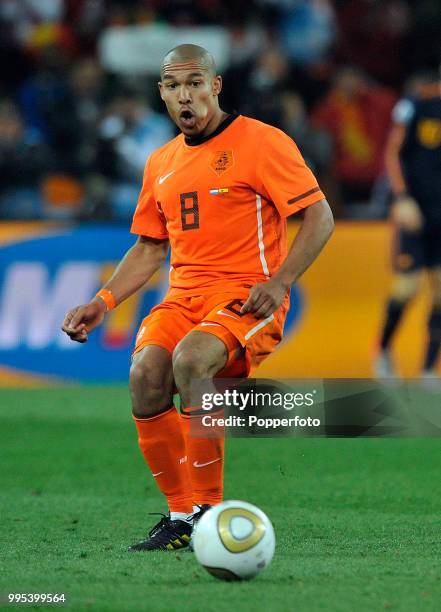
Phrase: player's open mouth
[{"left": 180, "top": 109, "right": 196, "bottom": 129}]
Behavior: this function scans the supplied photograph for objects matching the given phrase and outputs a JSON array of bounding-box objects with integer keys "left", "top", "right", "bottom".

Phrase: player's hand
[
  {"left": 61, "top": 299, "right": 107, "bottom": 343},
  {"left": 391, "top": 196, "right": 423, "bottom": 232},
  {"left": 240, "top": 278, "right": 289, "bottom": 319}
]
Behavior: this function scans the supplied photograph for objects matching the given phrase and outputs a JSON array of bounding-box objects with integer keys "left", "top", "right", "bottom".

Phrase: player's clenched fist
[
  {"left": 61, "top": 299, "right": 107, "bottom": 343},
  {"left": 240, "top": 278, "right": 289, "bottom": 319}
]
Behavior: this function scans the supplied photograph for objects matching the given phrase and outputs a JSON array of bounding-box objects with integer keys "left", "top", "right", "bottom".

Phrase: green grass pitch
[{"left": 1, "top": 387, "right": 440, "bottom": 611}]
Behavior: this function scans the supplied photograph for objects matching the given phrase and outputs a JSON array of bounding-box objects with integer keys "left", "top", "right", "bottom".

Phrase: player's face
[{"left": 159, "top": 65, "right": 222, "bottom": 137}]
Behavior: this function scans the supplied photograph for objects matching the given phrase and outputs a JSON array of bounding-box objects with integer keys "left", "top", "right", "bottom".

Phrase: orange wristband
[{"left": 95, "top": 288, "right": 116, "bottom": 311}]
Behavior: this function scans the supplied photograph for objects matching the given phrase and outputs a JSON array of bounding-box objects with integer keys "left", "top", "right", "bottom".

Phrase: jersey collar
[{"left": 184, "top": 112, "right": 239, "bottom": 146}]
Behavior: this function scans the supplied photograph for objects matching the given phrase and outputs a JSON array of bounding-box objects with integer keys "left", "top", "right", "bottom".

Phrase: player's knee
[
  {"left": 393, "top": 286, "right": 419, "bottom": 302},
  {"left": 391, "top": 292, "right": 413, "bottom": 306},
  {"left": 172, "top": 347, "right": 213, "bottom": 388},
  {"left": 391, "top": 274, "right": 422, "bottom": 302},
  {"left": 129, "top": 359, "right": 171, "bottom": 417}
]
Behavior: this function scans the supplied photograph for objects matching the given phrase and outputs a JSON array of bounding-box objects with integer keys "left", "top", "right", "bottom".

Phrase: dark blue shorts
[{"left": 393, "top": 226, "right": 441, "bottom": 272}]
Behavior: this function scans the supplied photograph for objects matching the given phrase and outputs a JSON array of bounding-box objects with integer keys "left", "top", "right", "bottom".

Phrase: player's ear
[
  {"left": 213, "top": 75, "right": 222, "bottom": 96},
  {"left": 158, "top": 81, "right": 165, "bottom": 101}
]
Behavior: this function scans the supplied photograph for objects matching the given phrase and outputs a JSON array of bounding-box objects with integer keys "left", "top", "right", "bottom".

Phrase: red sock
[
  {"left": 180, "top": 413, "right": 224, "bottom": 506},
  {"left": 134, "top": 408, "right": 193, "bottom": 513}
]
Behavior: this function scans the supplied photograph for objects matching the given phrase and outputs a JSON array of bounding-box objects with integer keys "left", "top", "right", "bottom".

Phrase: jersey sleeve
[
  {"left": 256, "top": 127, "right": 325, "bottom": 217},
  {"left": 130, "top": 156, "right": 168, "bottom": 239}
]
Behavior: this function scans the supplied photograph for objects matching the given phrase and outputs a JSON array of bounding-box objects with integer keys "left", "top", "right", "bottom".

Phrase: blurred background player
[
  {"left": 375, "top": 67, "right": 441, "bottom": 380},
  {"left": 62, "top": 44, "right": 334, "bottom": 551}
]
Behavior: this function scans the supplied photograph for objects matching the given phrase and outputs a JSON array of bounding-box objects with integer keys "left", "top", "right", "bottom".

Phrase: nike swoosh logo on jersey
[
  {"left": 152, "top": 471, "right": 163, "bottom": 477},
  {"left": 193, "top": 458, "right": 221, "bottom": 468},
  {"left": 158, "top": 170, "right": 175, "bottom": 184},
  {"left": 216, "top": 309, "right": 238, "bottom": 320},
  {"left": 200, "top": 322, "right": 221, "bottom": 327}
]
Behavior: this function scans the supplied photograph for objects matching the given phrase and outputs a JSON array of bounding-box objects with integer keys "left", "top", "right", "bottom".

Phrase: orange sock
[
  {"left": 180, "top": 413, "right": 224, "bottom": 506},
  {"left": 134, "top": 408, "right": 193, "bottom": 513}
]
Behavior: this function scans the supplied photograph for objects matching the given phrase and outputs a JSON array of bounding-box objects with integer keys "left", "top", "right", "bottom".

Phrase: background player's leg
[
  {"left": 422, "top": 267, "right": 441, "bottom": 376},
  {"left": 173, "top": 331, "right": 230, "bottom": 506},
  {"left": 375, "top": 271, "right": 423, "bottom": 377},
  {"left": 380, "top": 271, "right": 422, "bottom": 348},
  {"left": 130, "top": 345, "right": 193, "bottom": 516}
]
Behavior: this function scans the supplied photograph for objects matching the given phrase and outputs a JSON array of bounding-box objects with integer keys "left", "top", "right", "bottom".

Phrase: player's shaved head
[
  {"left": 161, "top": 44, "right": 217, "bottom": 78},
  {"left": 158, "top": 43, "right": 225, "bottom": 138}
]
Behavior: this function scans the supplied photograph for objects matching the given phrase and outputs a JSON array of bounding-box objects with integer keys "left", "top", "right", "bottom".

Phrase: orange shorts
[{"left": 133, "top": 288, "right": 289, "bottom": 377}]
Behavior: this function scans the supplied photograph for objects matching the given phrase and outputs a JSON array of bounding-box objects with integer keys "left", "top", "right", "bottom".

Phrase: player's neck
[
  {"left": 185, "top": 110, "right": 238, "bottom": 147},
  {"left": 199, "top": 109, "right": 229, "bottom": 138}
]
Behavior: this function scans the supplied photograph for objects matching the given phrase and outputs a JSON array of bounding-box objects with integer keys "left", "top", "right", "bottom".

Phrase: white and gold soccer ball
[{"left": 192, "top": 500, "right": 275, "bottom": 581}]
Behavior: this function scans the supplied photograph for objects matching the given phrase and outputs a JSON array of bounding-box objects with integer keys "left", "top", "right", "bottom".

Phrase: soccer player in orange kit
[{"left": 62, "top": 44, "right": 334, "bottom": 551}]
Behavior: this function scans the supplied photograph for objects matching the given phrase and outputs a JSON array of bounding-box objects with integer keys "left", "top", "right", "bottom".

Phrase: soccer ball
[{"left": 192, "top": 500, "right": 275, "bottom": 581}]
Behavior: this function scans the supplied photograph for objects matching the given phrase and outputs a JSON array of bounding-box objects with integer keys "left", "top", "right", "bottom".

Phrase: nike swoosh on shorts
[{"left": 216, "top": 310, "right": 238, "bottom": 320}]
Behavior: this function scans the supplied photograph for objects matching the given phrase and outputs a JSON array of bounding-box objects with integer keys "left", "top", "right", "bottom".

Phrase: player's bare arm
[
  {"left": 385, "top": 123, "right": 423, "bottom": 232},
  {"left": 241, "top": 199, "right": 334, "bottom": 319},
  {"left": 61, "top": 236, "right": 169, "bottom": 342}
]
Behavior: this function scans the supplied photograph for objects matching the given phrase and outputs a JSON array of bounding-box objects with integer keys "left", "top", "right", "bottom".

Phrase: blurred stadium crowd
[{"left": 0, "top": 0, "right": 440, "bottom": 222}]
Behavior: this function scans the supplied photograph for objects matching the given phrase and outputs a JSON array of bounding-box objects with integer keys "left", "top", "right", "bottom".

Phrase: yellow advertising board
[{"left": 258, "top": 222, "right": 434, "bottom": 378}]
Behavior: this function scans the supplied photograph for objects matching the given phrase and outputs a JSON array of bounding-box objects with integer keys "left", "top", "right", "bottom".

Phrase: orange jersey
[{"left": 131, "top": 114, "right": 324, "bottom": 295}]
